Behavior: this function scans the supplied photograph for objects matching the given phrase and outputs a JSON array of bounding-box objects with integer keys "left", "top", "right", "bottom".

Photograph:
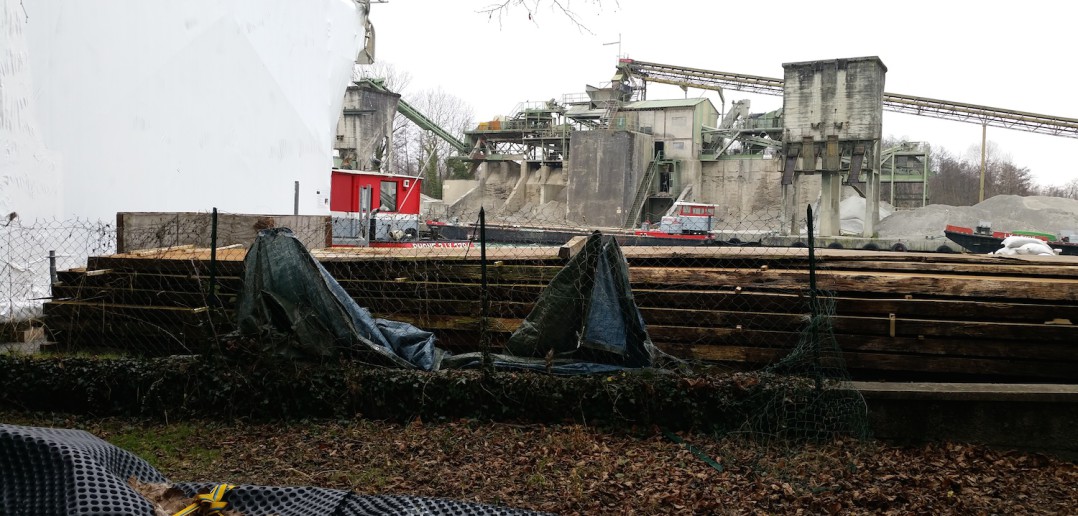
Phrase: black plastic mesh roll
[
  {"left": 1, "top": 424, "right": 546, "bottom": 516},
  {"left": 0, "top": 424, "right": 164, "bottom": 515}
]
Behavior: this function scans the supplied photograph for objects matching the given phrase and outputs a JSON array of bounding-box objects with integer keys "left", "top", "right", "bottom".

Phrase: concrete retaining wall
[
  {"left": 699, "top": 157, "right": 822, "bottom": 231},
  {"left": 566, "top": 130, "right": 654, "bottom": 228},
  {"left": 117, "top": 212, "right": 331, "bottom": 253}
]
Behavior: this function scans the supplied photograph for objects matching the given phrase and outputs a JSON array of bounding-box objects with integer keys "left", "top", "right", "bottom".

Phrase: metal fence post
[
  {"left": 807, "top": 204, "right": 821, "bottom": 391},
  {"left": 209, "top": 208, "right": 219, "bottom": 306},
  {"left": 480, "top": 207, "right": 491, "bottom": 373},
  {"left": 48, "top": 250, "right": 57, "bottom": 286}
]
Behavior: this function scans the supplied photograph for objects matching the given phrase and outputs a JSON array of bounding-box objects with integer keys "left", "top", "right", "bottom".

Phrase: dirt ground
[{"left": 2, "top": 413, "right": 1076, "bottom": 515}]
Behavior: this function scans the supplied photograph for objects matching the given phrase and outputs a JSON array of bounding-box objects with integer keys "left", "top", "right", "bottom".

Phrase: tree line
[
  {"left": 354, "top": 63, "right": 474, "bottom": 200},
  {"left": 928, "top": 141, "right": 1078, "bottom": 206}
]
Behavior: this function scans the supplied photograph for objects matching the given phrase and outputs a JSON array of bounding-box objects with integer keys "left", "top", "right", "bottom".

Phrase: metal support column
[{"left": 979, "top": 123, "right": 987, "bottom": 203}]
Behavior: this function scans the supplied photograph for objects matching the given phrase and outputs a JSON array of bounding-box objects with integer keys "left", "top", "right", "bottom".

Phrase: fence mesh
[{"left": 2, "top": 201, "right": 868, "bottom": 442}]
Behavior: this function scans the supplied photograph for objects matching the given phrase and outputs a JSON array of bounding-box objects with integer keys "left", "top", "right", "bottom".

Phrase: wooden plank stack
[{"left": 42, "top": 245, "right": 1078, "bottom": 382}]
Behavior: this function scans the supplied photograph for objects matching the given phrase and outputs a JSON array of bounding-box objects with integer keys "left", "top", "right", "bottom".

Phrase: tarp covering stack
[
  {"left": 236, "top": 228, "right": 442, "bottom": 370},
  {"left": 445, "top": 232, "right": 674, "bottom": 374},
  {"left": 236, "top": 228, "right": 669, "bottom": 374}
]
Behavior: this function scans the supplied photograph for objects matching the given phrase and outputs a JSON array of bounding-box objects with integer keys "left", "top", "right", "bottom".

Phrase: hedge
[{"left": 0, "top": 355, "right": 861, "bottom": 437}]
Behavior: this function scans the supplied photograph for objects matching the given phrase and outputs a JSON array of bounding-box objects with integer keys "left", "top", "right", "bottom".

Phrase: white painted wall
[
  {"left": 1, "top": 0, "right": 366, "bottom": 323},
  {"left": 1, "top": 0, "right": 63, "bottom": 221},
  {"left": 3, "top": 0, "right": 366, "bottom": 221}
]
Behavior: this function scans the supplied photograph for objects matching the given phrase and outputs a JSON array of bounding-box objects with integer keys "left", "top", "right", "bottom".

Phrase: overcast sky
[{"left": 371, "top": 0, "right": 1078, "bottom": 187}]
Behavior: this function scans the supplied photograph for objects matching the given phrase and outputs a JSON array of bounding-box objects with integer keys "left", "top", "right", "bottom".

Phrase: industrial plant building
[{"left": 333, "top": 56, "right": 941, "bottom": 241}]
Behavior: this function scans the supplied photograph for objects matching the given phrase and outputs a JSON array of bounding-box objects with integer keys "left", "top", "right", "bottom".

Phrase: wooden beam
[
  {"left": 130, "top": 244, "right": 195, "bottom": 256},
  {"left": 558, "top": 236, "right": 590, "bottom": 260},
  {"left": 819, "top": 259, "right": 1078, "bottom": 279},
  {"left": 50, "top": 285, "right": 232, "bottom": 308},
  {"left": 627, "top": 267, "right": 1078, "bottom": 301},
  {"left": 673, "top": 345, "right": 1076, "bottom": 381}
]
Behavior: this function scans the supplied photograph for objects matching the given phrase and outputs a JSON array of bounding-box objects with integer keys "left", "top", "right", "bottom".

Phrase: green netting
[
  {"left": 741, "top": 291, "right": 870, "bottom": 443},
  {"left": 737, "top": 206, "right": 869, "bottom": 444}
]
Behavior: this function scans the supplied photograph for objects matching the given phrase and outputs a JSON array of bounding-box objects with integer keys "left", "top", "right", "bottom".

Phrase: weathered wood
[
  {"left": 50, "top": 243, "right": 1078, "bottom": 382},
  {"left": 819, "top": 259, "right": 1078, "bottom": 279},
  {"left": 50, "top": 285, "right": 231, "bottom": 308},
  {"left": 130, "top": 244, "right": 195, "bottom": 256},
  {"left": 628, "top": 267, "right": 1078, "bottom": 301},
  {"left": 357, "top": 264, "right": 562, "bottom": 285},
  {"left": 56, "top": 271, "right": 242, "bottom": 295},
  {"left": 47, "top": 333, "right": 211, "bottom": 356},
  {"left": 312, "top": 246, "right": 563, "bottom": 263},
  {"left": 87, "top": 255, "right": 246, "bottom": 276},
  {"left": 95, "top": 243, "right": 1078, "bottom": 267},
  {"left": 832, "top": 333, "right": 1075, "bottom": 362},
  {"left": 0, "top": 324, "right": 45, "bottom": 343},
  {"left": 43, "top": 300, "right": 217, "bottom": 352},
  {"left": 345, "top": 284, "right": 1078, "bottom": 326},
  {"left": 356, "top": 297, "right": 1078, "bottom": 347},
  {"left": 388, "top": 314, "right": 519, "bottom": 333},
  {"left": 332, "top": 264, "right": 1078, "bottom": 301},
  {"left": 284, "top": 260, "right": 1078, "bottom": 303},
  {"left": 51, "top": 268, "right": 1078, "bottom": 344},
  {"left": 674, "top": 345, "right": 1076, "bottom": 381},
  {"left": 655, "top": 325, "right": 1077, "bottom": 363},
  {"left": 43, "top": 301, "right": 214, "bottom": 329},
  {"left": 852, "top": 382, "right": 1078, "bottom": 402},
  {"left": 339, "top": 280, "right": 545, "bottom": 303},
  {"left": 619, "top": 246, "right": 1078, "bottom": 266},
  {"left": 633, "top": 290, "right": 1078, "bottom": 324},
  {"left": 559, "top": 236, "right": 590, "bottom": 260},
  {"left": 373, "top": 311, "right": 1075, "bottom": 360}
]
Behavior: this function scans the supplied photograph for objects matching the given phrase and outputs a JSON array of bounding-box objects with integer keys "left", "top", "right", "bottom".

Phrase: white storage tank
[{"left": 1, "top": 0, "right": 372, "bottom": 221}]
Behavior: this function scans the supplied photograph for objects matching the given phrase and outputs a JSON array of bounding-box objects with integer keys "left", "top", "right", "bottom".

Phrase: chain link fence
[
  {"left": 0, "top": 203, "right": 845, "bottom": 365},
  {"left": 3, "top": 203, "right": 869, "bottom": 441},
  {"left": 2, "top": 218, "right": 116, "bottom": 348}
]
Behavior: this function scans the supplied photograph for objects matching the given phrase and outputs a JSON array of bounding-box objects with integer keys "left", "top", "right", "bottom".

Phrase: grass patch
[{"left": 101, "top": 422, "right": 221, "bottom": 471}]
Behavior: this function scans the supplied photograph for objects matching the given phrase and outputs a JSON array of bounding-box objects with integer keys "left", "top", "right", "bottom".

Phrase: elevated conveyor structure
[
  {"left": 358, "top": 79, "right": 473, "bottom": 155},
  {"left": 620, "top": 59, "right": 1078, "bottom": 138}
]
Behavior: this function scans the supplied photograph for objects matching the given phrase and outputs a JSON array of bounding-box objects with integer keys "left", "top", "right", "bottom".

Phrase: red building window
[{"left": 380, "top": 181, "right": 397, "bottom": 211}]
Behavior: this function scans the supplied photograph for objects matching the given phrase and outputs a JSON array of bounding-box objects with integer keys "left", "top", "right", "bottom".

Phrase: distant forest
[{"left": 926, "top": 141, "right": 1078, "bottom": 206}]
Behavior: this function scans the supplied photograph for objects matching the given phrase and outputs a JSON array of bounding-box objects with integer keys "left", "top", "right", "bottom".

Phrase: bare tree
[
  {"left": 928, "top": 142, "right": 1036, "bottom": 206},
  {"left": 408, "top": 88, "right": 474, "bottom": 198},
  {"left": 928, "top": 147, "right": 976, "bottom": 206},
  {"left": 478, "top": 0, "right": 614, "bottom": 32},
  {"left": 1038, "top": 178, "right": 1078, "bottom": 200},
  {"left": 991, "top": 160, "right": 1034, "bottom": 198},
  {"left": 354, "top": 63, "right": 474, "bottom": 194},
  {"left": 353, "top": 63, "right": 416, "bottom": 174},
  {"left": 353, "top": 62, "right": 412, "bottom": 92}
]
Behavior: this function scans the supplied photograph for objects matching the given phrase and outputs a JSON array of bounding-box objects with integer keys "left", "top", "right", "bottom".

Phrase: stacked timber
[
  {"left": 43, "top": 245, "right": 1078, "bottom": 382},
  {"left": 44, "top": 247, "right": 247, "bottom": 354}
]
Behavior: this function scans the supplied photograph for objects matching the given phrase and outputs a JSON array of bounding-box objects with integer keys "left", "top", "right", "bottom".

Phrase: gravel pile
[{"left": 878, "top": 195, "right": 1078, "bottom": 238}]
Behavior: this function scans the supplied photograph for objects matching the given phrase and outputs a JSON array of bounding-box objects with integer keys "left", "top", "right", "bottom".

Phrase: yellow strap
[
  {"left": 172, "top": 504, "right": 200, "bottom": 516},
  {"left": 171, "top": 484, "right": 235, "bottom": 516}
]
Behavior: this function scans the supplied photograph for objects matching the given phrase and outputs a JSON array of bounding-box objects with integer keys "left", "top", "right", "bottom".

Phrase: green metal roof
[{"left": 622, "top": 98, "right": 714, "bottom": 110}]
